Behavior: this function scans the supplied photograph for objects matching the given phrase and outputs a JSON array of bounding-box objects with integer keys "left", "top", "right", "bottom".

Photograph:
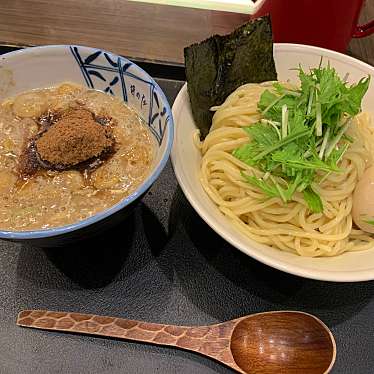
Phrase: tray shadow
[
  {"left": 16, "top": 202, "right": 168, "bottom": 290},
  {"left": 165, "top": 187, "right": 374, "bottom": 327}
]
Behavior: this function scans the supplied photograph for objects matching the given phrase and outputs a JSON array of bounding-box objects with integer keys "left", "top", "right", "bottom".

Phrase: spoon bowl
[
  {"left": 17, "top": 310, "right": 336, "bottom": 374},
  {"left": 230, "top": 312, "right": 335, "bottom": 374}
]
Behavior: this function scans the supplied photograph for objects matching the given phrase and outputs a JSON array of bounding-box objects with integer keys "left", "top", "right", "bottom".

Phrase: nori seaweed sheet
[{"left": 184, "top": 16, "right": 277, "bottom": 138}]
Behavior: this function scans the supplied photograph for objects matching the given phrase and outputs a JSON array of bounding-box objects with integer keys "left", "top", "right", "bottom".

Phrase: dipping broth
[{"left": 0, "top": 83, "right": 156, "bottom": 230}]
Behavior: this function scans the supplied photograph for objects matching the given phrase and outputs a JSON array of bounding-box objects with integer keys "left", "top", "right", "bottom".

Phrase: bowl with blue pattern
[{"left": 0, "top": 45, "right": 174, "bottom": 246}]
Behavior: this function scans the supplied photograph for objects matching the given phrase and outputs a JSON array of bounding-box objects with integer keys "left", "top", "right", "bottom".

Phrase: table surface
[
  {"left": 0, "top": 0, "right": 373, "bottom": 65},
  {"left": 1, "top": 2, "right": 374, "bottom": 374}
]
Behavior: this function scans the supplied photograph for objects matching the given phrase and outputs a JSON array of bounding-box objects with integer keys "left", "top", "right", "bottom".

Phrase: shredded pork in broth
[{"left": 0, "top": 83, "right": 156, "bottom": 231}]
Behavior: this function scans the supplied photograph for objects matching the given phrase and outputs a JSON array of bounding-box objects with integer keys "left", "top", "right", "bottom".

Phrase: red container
[{"left": 253, "top": 0, "right": 374, "bottom": 52}]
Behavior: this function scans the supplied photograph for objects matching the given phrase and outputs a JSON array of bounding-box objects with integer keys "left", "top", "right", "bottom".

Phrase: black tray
[{"left": 0, "top": 45, "right": 373, "bottom": 374}]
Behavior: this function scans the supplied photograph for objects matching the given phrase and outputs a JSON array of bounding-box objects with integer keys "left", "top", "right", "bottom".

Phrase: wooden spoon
[{"left": 17, "top": 310, "right": 336, "bottom": 374}]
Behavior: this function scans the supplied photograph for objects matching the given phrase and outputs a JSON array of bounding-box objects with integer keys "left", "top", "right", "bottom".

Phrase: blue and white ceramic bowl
[{"left": 0, "top": 45, "right": 174, "bottom": 246}]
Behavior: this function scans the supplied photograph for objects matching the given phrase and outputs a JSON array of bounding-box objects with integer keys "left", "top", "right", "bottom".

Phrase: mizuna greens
[{"left": 233, "top": 63, "right": 370, "bottom": 213}]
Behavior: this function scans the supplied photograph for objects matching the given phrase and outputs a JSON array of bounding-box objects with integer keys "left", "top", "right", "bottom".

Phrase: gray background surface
[{"left": 0, "top": 78, "right": 373, "bottom": 374}]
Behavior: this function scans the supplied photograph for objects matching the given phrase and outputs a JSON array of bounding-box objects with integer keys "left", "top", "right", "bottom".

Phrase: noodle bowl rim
[{"left": 171, "top": 43, "right": 374, "bottom": 282}]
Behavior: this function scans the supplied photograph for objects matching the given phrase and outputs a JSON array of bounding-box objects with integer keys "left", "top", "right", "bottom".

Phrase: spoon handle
[{"left": 17, "top": 310, "right": 242, "bottom": 371}]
